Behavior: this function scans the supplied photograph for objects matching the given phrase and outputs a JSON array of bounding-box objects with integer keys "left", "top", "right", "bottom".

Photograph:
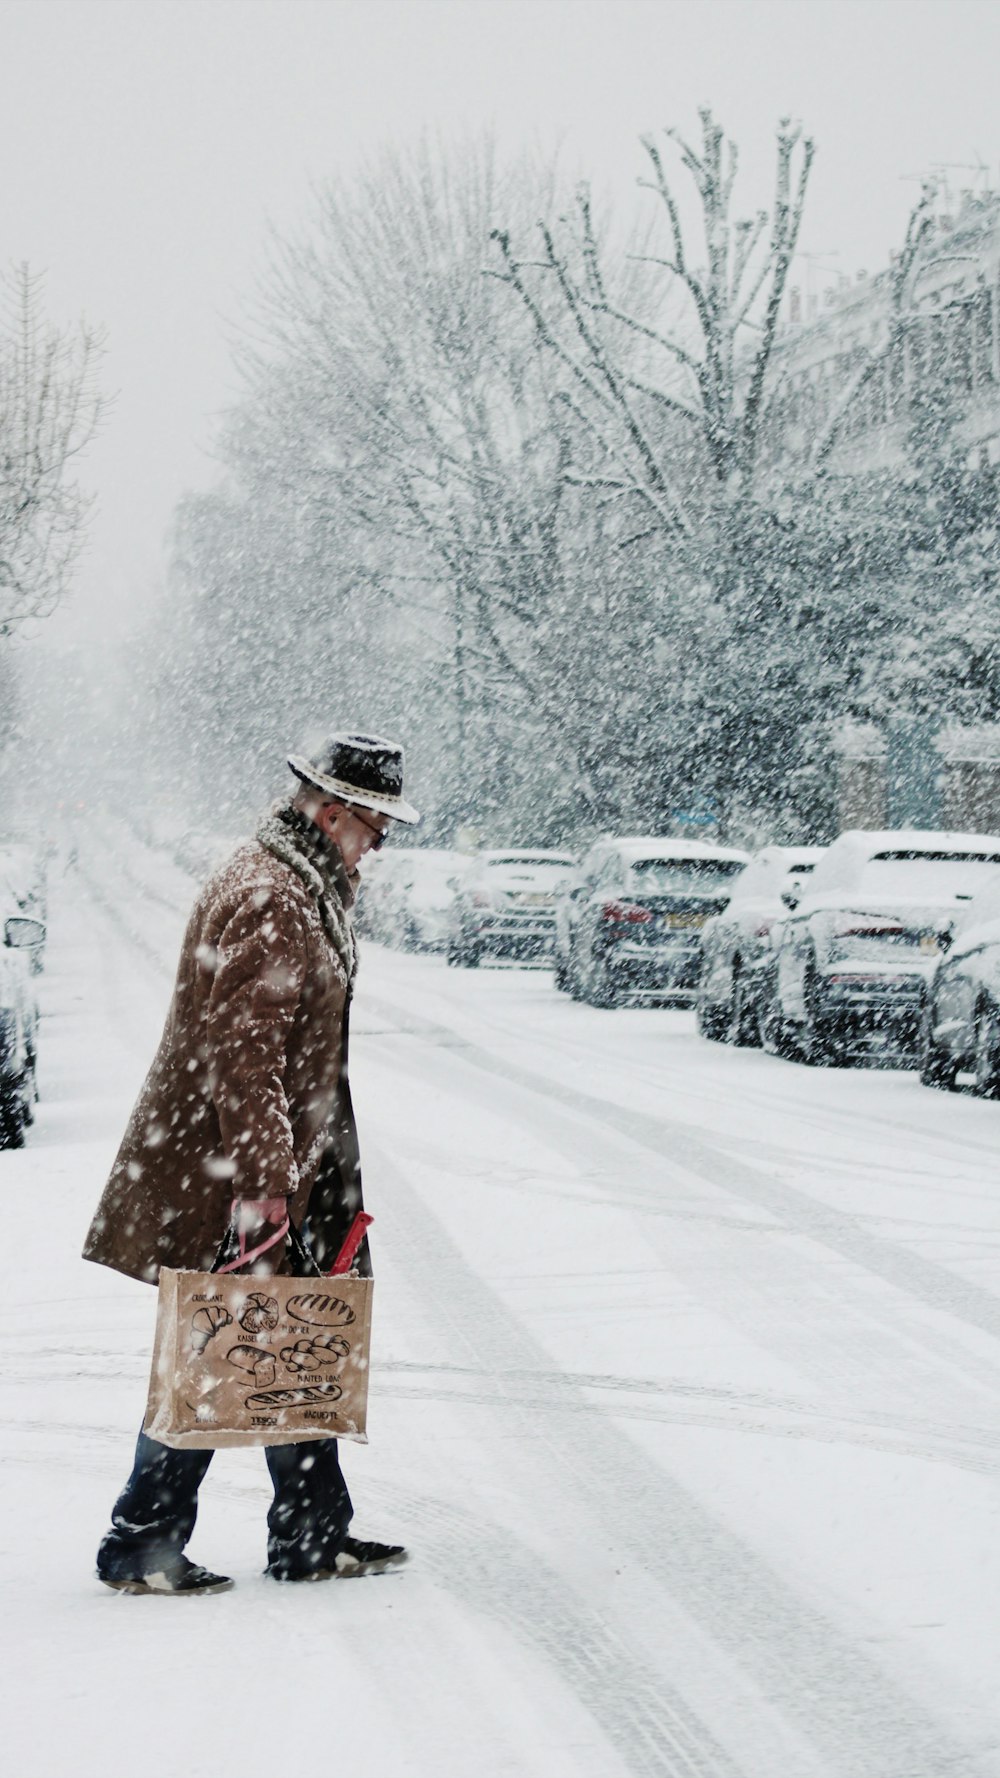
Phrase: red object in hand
[{"left": 328, "top": 1212, "right": 374, "bottom": 1276}]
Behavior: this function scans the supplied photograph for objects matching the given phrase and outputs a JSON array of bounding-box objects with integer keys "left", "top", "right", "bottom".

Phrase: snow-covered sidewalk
[{"left": 5, "top": 825, "right": 1000, "bottom": 1778}]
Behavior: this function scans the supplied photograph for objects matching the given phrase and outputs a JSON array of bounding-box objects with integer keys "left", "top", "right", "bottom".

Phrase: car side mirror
[
  {"left": 780, "top": 889, "right": 799, "bottom": 911},
  {"left": 937, "top": 923, "right": 954, "bottom": 954},
  {"left": 5, "top": 916, "right": 45, "bottom": 949}
]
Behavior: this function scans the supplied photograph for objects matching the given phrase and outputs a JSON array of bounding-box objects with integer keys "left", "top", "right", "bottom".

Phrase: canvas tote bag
[{"left": 143, "top": 1215, "right": 373, "bottom": 1450}]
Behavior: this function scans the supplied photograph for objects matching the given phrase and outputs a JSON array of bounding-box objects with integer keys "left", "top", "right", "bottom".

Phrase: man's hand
[{"left": 230, "top": 1196, "right": 289, "bottom": 1275}]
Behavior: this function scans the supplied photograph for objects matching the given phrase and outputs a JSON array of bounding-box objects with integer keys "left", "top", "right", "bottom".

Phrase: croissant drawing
[{"left": 189, "top": 1305, "right": 234, "bottom": 1354}]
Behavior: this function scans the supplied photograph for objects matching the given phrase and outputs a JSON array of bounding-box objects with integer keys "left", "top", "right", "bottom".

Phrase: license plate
[
  {"left": 510, "top": 893, "right": 551, "bottom": 907},
  {"left": 664, "top": 912, "right": 706, "bottom": 931},
  {"left": 919, "top": 934, "right": 940, "bottom": 955}
]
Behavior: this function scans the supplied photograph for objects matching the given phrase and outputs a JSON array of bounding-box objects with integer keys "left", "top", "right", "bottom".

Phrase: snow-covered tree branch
[{"left": 0, "top": 265, "right": 105, "bottom": 635}]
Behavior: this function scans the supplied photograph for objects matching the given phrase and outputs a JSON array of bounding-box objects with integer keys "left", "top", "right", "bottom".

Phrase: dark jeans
[{"left": 97, "top": 1430, "right": 353, "bottom": 1581}]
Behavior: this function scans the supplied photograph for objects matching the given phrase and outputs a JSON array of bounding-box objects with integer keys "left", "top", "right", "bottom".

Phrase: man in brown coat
[{"left": 85, "top": 733, "right": 419, "bottom": 1594}]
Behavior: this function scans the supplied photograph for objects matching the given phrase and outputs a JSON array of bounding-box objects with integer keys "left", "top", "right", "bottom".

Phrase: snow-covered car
[
  {"left": 355, "top": 851, "right": 415, "bottom": 941},
  {"left": 0, "top": 843, "right": 47, "bottom": 972},
  {"left": 919, "top": 870, "right": 1000, "bottom": 1094},
  {"left": 697, "top": 845, "right": 824, "bottom": 1045},
  {"left": 376, "top": 849, "right": 473, "bottom": 951},
  {"left": 554, "top": 837, "right": 750, "bottom": 1007},
  {"left": 446, "top": 850, "right": 576, "bottom": 966},
  {"left": 768, "top": 829, "right": 1000, "bottom": 1065},
  {"left": 0, "top": 909, "right": 43, "bottom": 1147}
]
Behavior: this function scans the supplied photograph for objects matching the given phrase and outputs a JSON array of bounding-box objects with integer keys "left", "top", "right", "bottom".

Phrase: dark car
[
  {"left": 920, "top": 870, "right": 1000, "bottom": 1094},
  {"left": 554, "top": 837, "right": 749, "bottom": 1008},
  {"left": 768, "top": 829, "right": 1000, "bottom": 1065}
]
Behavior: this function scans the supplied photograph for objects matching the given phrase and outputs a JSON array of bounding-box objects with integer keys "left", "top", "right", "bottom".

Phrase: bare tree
[
  {"left": 0, "top": 265, "right": 105, "bottom": 635},
  {"left": 491, "top": 112, "right": 940, "bottom": 530},
  {"left": 491, "top": 111, "right": 817, "bottom": 531},
  {"left": 235, "top": 142, "right": 611, "bottom": 824}
]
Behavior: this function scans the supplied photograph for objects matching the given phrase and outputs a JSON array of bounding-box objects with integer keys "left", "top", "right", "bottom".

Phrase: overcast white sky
[{"left": 3, "top": 0, "right": 1000, "bottom": 648}]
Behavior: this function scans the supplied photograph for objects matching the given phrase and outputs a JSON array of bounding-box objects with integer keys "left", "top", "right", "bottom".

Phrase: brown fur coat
[{"left": 83, "top": 808, "right": 367, "bottom": 1285}]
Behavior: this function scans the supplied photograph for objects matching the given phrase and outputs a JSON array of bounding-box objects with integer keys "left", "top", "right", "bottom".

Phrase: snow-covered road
[{"left": 6, "top": 820, "right": 1000, "bottom": 1777}]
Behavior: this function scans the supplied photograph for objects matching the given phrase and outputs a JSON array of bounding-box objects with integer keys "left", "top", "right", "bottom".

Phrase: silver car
[
  {"left": 378, "top": 850, "right": 472, "bottom": 952},
  {"left": 447, "top": 850, "right": 576, "bottom": 966},
  {"left": 920, "top": 870, "right": 1000, "bottom": 1094},
  {"left": 697, "top": 846, "right": 823, "bottom": 1045},
  {"left": 768, "top": 829, "right": 1000, "bottom": 1065}
]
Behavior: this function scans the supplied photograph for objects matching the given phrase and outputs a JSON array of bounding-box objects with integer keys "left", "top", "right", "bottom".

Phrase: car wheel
[
  {"left": 585, "top": 949, "right": 618, "bottom": 1009},
  {"left": 20, "top": 1056, "right": 37, "bottom": 1126},
  {"left": 802, "top": 963, "right": 846, "bottom": 1066},
  {"left": 974, "top": 1003, "right": 1000, "bottom": 1098},
  {"left": 759, "top": 992, "right": 796, "bottom": 1058},
  {"left": 0, "top": 1080, "right": 27, "bottom": 1149},
  {"left": 696, "top": 995, "right": 729, "bottom": 1041},
  {"left": 728, "top": 967, "right": 760, "bottom": 1049},
  {"left": 919, "top": 1003, "right": 959, "bottom": 1090}
]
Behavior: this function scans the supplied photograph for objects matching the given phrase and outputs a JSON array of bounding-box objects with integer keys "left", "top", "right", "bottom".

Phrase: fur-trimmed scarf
[{"left": 255, "top": 801, "right": 359, "bottom": 989}]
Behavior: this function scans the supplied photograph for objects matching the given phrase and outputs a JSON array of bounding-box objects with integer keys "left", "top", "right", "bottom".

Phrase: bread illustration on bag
[
  {"left": 226, "top": 1344, "right": 277, "bottom": 1388},
  {"left": 280, "top": 1333, "right": 351, "bottom": 1375},
  {"left": 189, "top": 1305, "right": 233, "bottom": 1354},
  {"left": 237, "top": 1292, "right": 280, "bottom": 1335}
]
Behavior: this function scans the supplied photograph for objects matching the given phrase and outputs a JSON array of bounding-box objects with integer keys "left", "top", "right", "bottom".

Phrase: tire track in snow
[
  {"left": 370, "top": 998, "right": 1000, "bottom": 1461},
  {"left": 364, "top": 1121, "right": 997, "bottom": 1778},
  {"left": 362, "top": 989, "right": 1000, "bottom": 1357},
  {"left": 12, "top": 1346, "right": 1000, "bottom": 1478},
  {"left": 369, "top": 948, "right": 1000, "bottom": 1175}
]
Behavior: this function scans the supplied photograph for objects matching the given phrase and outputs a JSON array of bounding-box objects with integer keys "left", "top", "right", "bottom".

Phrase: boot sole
[
  {"left": 269, "top": 1551, "right": 409, "bottom": 1582},
  {"left": 100, "top": 1575, "right": 235, "bottom": 1596}
]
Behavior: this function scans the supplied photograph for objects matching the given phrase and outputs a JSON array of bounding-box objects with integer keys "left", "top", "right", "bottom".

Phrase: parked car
[
  {"left": 920, "top": 870, "right": 1000, "bottom": 1094},
  {"left": 553, "top": 836, "right": 750, "bottom": 1007},
  {"left": 447, "top": 850, "right": 576, "bottom": 966},
  {"left": 697, "top": 845, "right": 824, "bottom": 1044},
  {"left": 0, "top": 908, "right": 44, "bottom": 1147},
  {"left": 355, "top": 851, "right": 416, "bottom": 941},
  {"left": 767, "top": 829, "right": 1000, "bottom": 1065},
  {"left": 376, "top": 850, "right": 473, "bottom": 951},
  {"left": 0, "top": 843, "right": 47, "bottom": 972}
]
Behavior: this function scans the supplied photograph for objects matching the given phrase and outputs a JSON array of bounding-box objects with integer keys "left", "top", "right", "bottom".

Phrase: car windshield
[
  {"left": 485, "top": 857, "right": 574, "bottom": 883},
  {"left": 856, "top": 851, "right": 1000, "bottom": 900},
  {"left": 627, "top": 857, "right": 745, "bottom": 893},
  {"left": 954, "top": 870, "right": 1000, "bottom": 935}
]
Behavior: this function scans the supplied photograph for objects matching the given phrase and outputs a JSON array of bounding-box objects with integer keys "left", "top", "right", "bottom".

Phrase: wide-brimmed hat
[{"left": 288, "top": 732, "right": 420, "bottom": 824}]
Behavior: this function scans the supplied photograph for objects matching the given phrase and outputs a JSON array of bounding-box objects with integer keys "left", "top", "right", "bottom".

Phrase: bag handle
[
  {"left": 211, "top": 1215, "right": 323, "bottom": 1278},
  {"left": 211, "top": 1212, "right": 372, "bottom": 1279},
  {"left": 216, "top": 1215, "right": 289, "bottom": 1274}
]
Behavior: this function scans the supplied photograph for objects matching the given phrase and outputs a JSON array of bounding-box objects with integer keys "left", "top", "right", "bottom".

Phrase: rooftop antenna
[{"left": 792, "top": 248, "right": 840, "bottom": 304}]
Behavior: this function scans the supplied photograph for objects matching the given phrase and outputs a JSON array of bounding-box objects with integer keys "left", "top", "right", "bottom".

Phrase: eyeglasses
[{"left": 344, "top": 804, "right": 390, "bottom": 850}]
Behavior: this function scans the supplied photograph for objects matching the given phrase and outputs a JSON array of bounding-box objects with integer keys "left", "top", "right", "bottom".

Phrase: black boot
[
  {"left": 99, "top": 1553, "right": 234, "bottom": 1596},
  {"left": 268, "top": 1536, "right": 408, "bottom": 1582}
]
